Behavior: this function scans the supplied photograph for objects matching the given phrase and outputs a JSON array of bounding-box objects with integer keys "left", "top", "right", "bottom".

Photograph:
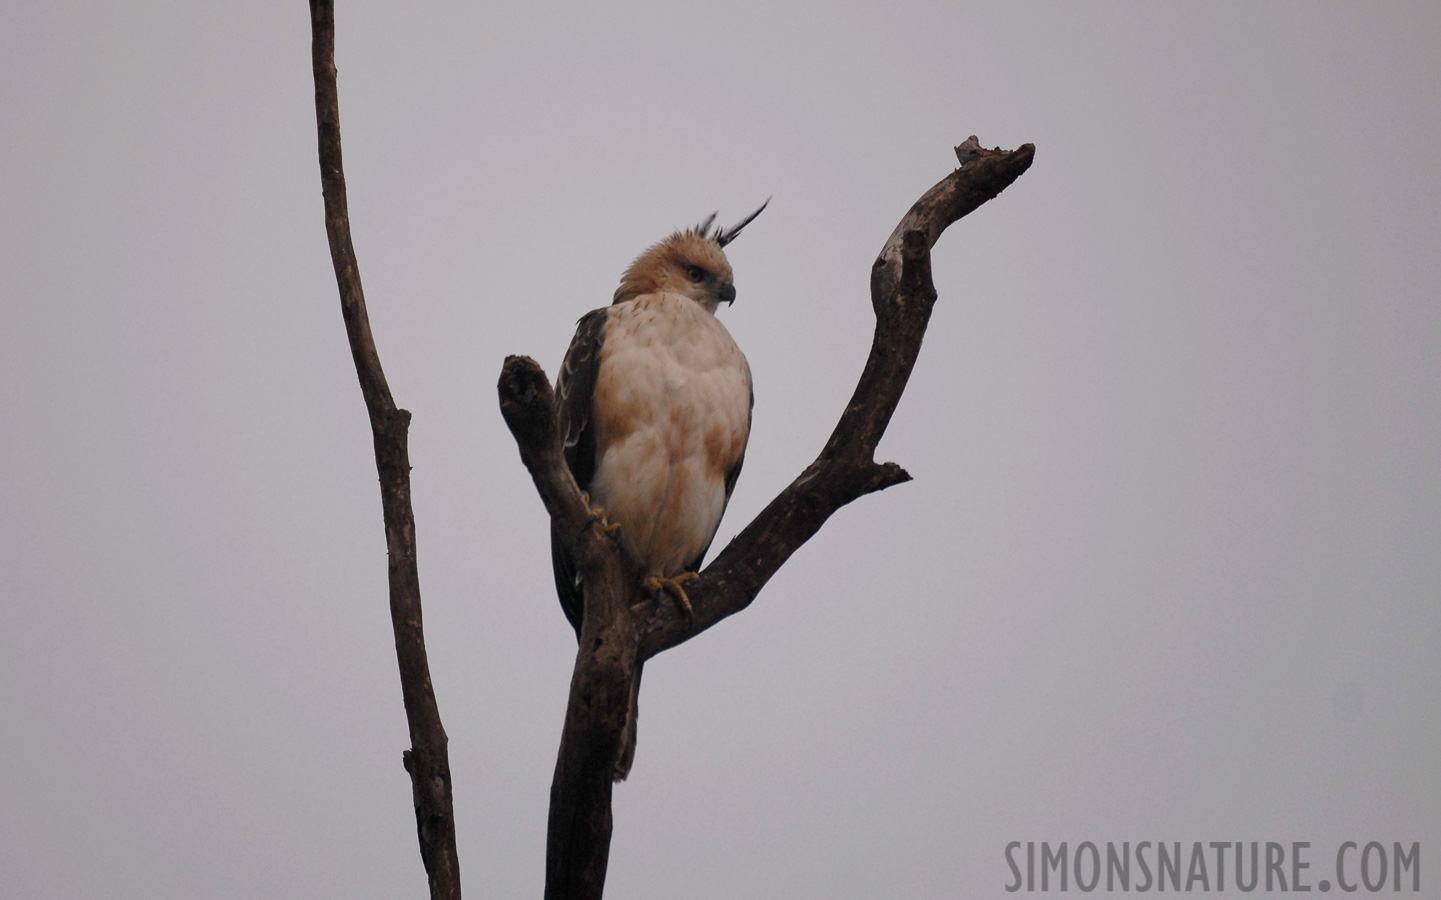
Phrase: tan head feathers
[{"left": 613, "top": 201, "right": 769, "bottom": 308}]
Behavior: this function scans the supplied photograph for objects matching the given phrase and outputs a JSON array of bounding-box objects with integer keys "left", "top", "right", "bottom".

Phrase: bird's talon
[
  {"left": 644, "top": 572, "right": 699, "bottom": 618},
  {"left": 581, "top": 492, "right": 622, "bottom": 536}
]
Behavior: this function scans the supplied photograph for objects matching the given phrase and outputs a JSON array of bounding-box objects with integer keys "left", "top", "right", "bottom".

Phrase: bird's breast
[{"left": 588, "top": 293, "right": 751, "bottom": 575}]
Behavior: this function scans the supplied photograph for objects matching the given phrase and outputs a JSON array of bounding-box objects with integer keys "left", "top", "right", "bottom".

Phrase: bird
[{"left": 551, "top": 202, "right": 766, "bottom": 780}]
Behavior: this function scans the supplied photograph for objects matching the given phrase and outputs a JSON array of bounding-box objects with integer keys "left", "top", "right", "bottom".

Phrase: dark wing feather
[
  {"left": 550, "top": 307, "right": 608, "bottom": 635},
  {"left": 685, "top": 382, "right": 753, "bottom": 573}
]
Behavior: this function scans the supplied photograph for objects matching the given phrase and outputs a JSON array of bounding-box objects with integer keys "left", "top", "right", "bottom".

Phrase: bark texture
[
  {"left": 310, "top": 3, "right": 461, "bottom": 898},
  {"left": 500, "top": 136, "right": 1035, "bottom": 899}
]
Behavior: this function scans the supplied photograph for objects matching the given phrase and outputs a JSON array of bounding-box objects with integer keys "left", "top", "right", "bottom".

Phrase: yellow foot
[
  {"left": 581, "top": 492, "right": 622, "bottom": 537},
  {"left": 644, "top": 572, "right": 699, "bottom": 618}
]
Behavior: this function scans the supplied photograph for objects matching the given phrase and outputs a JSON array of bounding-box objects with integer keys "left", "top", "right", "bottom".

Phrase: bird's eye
[{"left": 685, "top": 265, "right": 706, "bottom": 283}]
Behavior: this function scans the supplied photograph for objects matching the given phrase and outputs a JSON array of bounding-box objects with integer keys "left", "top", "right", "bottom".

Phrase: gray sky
[{"left": 2, "top": 2, "right": 1438, "bottom": 897}]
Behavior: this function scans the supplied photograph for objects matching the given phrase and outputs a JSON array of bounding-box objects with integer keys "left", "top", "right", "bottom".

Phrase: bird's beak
[{"left": 718, "top": 282, "right": 736, "bottom": 305}]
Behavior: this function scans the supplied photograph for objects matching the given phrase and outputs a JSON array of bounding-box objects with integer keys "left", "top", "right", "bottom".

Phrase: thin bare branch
[{"left": 309, "top": 3, "right": 461, "bottom": 897}]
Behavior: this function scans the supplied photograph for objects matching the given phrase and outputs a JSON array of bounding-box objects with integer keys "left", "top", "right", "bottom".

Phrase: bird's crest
[
  {"left": 613, "top": 200, "right": 770, "bottom": 305},
  {"left": 688, "top": 198, "right": 770, "bottom": 248}
]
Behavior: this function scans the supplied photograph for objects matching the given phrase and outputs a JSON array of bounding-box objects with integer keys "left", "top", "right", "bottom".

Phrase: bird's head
[{"left": 613, "top": 200, "right": 768, "bottom": 312}]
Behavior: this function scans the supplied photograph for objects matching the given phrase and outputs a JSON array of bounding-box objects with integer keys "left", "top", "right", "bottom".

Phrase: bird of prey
[{"left": 551, "top": 202, "right": 766, "bottom": 780}]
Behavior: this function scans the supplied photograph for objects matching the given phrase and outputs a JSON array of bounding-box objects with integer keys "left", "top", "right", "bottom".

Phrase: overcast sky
[{"left": 2, "top": 2, "right": 1438, "bottom": 898}]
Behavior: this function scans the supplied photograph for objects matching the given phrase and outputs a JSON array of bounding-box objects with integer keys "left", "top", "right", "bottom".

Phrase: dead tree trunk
[
  {"left": 500, "top": 137, "right": 1034, "bottom": 899},
  {"left": 309, "top": 2, "right": 462, "bottom": 898}
]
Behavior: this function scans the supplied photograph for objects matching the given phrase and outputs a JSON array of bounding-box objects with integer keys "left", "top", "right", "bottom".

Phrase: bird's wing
[
  {"left": 723, "top": 383, "right": 753, "bottom": 502},
  {"left": 556, "top": 307, "right": 609, "bottom": 487},
  {"left": 551, "top": 307, "right": 609, "bottom": 635},
  {"left": 686, "top": 380, "right": 753, "bottom": 573}
]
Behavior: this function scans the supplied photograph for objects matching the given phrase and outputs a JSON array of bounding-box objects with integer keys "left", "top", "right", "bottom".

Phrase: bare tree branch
[
  {"left": 499, "top": 137, "right": 1034, "bottom": 898},
  {"left": 309, "top": 3, "right": 461, "bottom": 897},
  {"left": 499, "top": 358, "right": 634, "bottom": 897},
  {"left": 637, "top": 138, "right": 1036, "bottom": 657}
]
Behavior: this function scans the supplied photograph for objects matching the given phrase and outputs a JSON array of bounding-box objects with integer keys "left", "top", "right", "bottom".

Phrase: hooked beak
[{"left": 718, "top": 282, "right": 736, "bottom": 305}]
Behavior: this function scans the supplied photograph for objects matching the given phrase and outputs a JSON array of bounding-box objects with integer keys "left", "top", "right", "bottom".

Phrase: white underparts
[{"left": 589, "top": 292, "right": 751, "bottom": 577}]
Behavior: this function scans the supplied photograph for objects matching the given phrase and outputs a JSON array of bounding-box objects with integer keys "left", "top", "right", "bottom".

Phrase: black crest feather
[{"left": 689, "top": 198, "right": 770, "bottom": 247}]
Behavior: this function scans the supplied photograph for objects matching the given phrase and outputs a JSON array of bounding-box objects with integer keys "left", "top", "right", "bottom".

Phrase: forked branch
[{"left": 500, "top": 136, "right": 1034, "bottom": 899}]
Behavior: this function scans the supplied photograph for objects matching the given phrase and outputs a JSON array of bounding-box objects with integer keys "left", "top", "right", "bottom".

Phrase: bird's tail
[{"left": 613, "top": 660, "right": 643, "bottom": 781}]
